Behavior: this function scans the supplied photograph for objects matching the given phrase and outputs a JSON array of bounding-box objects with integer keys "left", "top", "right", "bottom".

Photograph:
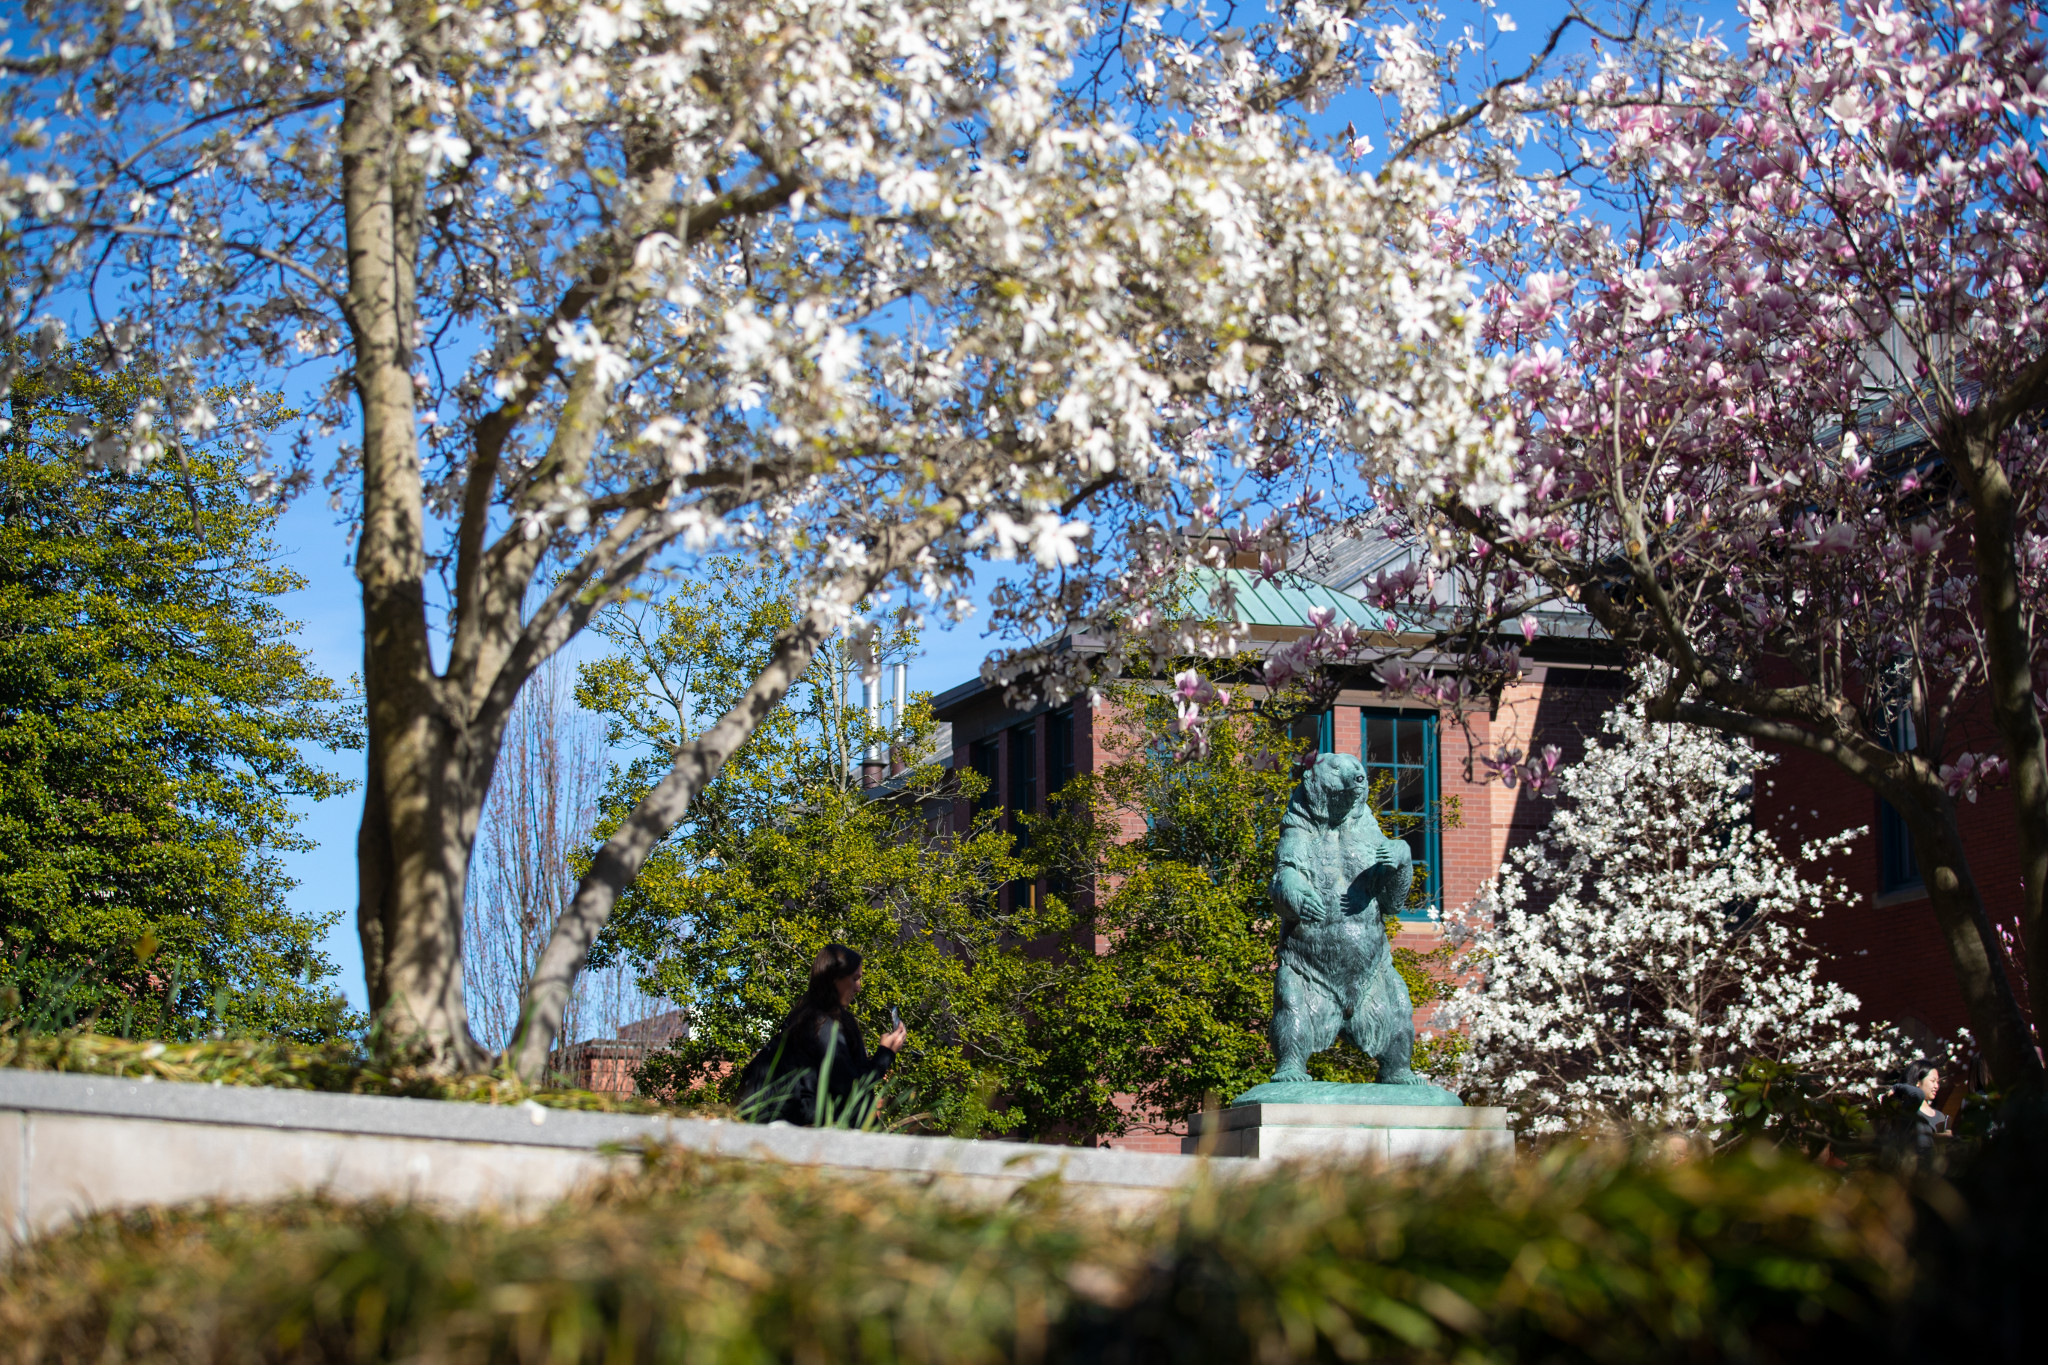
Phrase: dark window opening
[
  {"left": 1292, "top": 708, "right": 1335, "bottom": 756},
  {"left": 968, "top": 737, "right": 1000, "bottom": 822},
  {"left": 1878, "top": 800, "right": 1921, "bottom": 894},
  {"left": 1046, "top": 708, "right": 1076, "bottom": 797},
  {"left": 1044, "top": 709, "right": 1079, "bottom": 900},
  {"left": 1879, "top": 710, "right": 1922, "bottom": 895},
  {"left": 1007, "top": 723, "right": 1038, "bottom": 911},
  {"left": 1007, "top": 724, "right": 1038, "bottom": 828}
]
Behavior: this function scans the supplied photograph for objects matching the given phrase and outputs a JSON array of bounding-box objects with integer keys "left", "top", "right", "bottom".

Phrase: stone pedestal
[{"left": 1182, "top": 1102, "right": 1513, "bottom": 1162}]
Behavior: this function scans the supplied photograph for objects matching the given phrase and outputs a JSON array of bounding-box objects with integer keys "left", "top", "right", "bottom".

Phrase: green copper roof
[{"left": 1193, "top": 568, "right": 1386, "bottom": 629}]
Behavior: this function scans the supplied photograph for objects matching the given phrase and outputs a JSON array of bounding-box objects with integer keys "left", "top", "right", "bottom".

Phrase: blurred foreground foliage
[
  {"left": 0, "top": 1023, "right": 719, "bottom": 1117},
  {"left": 0, "top": 1138, "right": 1958, "bottom": 1365}
]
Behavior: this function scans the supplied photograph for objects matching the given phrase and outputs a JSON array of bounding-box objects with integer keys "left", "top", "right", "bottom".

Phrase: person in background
[
  {"left": 740, "top": 944, "right": 908, "bottom": 1127},
  {"left": 1887, "top": 1057, "right": 1948, "bottom": 1165}
]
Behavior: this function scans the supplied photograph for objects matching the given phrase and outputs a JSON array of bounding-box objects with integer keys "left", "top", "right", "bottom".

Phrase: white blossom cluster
[
  {"left": 1443, "top": 686, "right": 1896, "bottom": 1144},
  {"left": 0, "top": 0, "right": 1518, "bottom": 704}
]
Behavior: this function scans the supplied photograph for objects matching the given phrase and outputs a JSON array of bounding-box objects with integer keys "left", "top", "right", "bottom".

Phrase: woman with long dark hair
[{"left": 739, "top": 944, "right": 908, "bottom": 1126}]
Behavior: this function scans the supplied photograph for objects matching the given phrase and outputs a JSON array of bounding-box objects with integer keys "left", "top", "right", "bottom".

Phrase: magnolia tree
[
  {"left": 1445, "top": 686, "right": 1894, "bottom": 1143},
  {"left": 0, "top": 1, "right": 1519, "bottom": 1073},
  {"left": 1327, "top": 0, "right": 2048, "bottom": 1084}
]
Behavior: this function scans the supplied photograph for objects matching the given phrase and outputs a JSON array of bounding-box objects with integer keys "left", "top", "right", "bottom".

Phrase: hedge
[{"left": 2, "top": 1141, "right": 1922, "bottom": 1365}]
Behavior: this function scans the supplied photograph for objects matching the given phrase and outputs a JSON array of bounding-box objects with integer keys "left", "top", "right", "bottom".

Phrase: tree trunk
[
  {"left": 357, "top": 710, "right": 492, "bottom": 1071},
  {"left": 1907, "top": 797, "right": 2040, "bottom": 1086},
  {"left": 343, "top": 69, "right": 490, "bottom": 1072},
  {"left": 1953, "top": 429, "right": 2046, "bottom": 1069}
]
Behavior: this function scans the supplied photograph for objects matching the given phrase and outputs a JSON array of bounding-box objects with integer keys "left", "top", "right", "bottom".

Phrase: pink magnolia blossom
[
  {"left": 1938, "top": 753, "right": 2010, "bottom": 804},
  {"left": 1429, "top": 0, "right": 2048, "bottom": 1072}
]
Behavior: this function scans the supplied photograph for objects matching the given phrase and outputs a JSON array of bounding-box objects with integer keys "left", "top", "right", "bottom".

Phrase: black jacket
[
  {"left": 1887, "top": 1083, "right": 1948, "bottom": 1158},
  {"left": 742, "top": 1008, "right": 896, "bottom": 1127}
]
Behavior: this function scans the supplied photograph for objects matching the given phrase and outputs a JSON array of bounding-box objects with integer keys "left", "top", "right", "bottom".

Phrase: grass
[{"left": 0, "top": 1141, "right": 1920, "bottom": 1365}]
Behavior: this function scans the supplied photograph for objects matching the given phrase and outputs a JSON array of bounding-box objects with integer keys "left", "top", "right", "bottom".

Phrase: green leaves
[
  {"left": 588, "top": 590, "right": 1456, "bottom": 1139},
  {"left": 582, "top": 564, "right": 1060, "bottom": 1136},
  {"left": 0, "top": 348, "right": 357, "bottom": 1040},
  {"left": 1719, "top": 1057, "right": 1874, "bottom": 1159}
]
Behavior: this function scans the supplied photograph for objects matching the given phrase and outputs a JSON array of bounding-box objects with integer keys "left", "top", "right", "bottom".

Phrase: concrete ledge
[
  {"left": 1195, "top": 1103, "right": 1510, "bottom": 1133},
  {"left": 1183, "top": 1101, "right": 1514, "bottom": 1162},
  {"left": 2, "top": 1069, "right": 1235, "bottom": 1247}
]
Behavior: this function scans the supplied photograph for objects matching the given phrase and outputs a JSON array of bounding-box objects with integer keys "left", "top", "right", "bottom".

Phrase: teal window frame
[
  {"left": 1287, "top": 707, "right": 1335, "bottom": 757},
  {"left": 1354, "top": 708, "right": 1442, "bottom": 920}
]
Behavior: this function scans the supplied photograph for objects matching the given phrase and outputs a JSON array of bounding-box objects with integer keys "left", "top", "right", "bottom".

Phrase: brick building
[
  {"left": 928, "top": 538, "right": 1629, "bottom": 1149},
  {"left": 1757, "top": 709, "right": 2030, "bottom": 1055},
  {"left": 552, "top": 1008, "right": 690, "bottom": 1096},
  {"left": 924, "top": 524, "right": 2033, "bottom": 1143}
]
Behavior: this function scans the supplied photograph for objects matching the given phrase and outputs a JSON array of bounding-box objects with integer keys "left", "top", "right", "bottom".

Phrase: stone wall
[{"left": 1, "top": 1069, "right": 1237, "bottom": 1250}]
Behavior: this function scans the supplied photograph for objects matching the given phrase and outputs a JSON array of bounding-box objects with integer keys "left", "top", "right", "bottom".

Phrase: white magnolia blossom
[
  {"left": 0, "top": 0, "right": 1519, "bottom": 1067},
  {"left": 0, "top": 0, "right": 1516, "bottom": 698},
  {"left": 1443, "top": 686, "right": 1895, "bottom": 1144}
]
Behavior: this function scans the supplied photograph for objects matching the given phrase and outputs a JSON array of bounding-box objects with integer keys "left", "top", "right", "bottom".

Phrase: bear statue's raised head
[{"left": 1292, "top": 751, "right": 1369, "bottom": 825}]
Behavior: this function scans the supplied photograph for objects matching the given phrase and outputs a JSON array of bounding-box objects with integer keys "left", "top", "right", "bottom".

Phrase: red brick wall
[
  {"left": 554, "top": 1041, "right": 657, "bottom": 1097},
  {"left": 1757, "top": 725, "right": 2028, "bottom": 1044},
  {"left": 1104, "top": 1128, "right": 1189, "bottom": 1154}
]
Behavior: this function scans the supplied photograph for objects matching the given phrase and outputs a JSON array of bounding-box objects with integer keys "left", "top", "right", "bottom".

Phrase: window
[
  {"left": 1007, "top": 724, "right": 1038, "bottom": 827},
  {"left": 967, "top": 737, "right": 1000, "bottom": 822},
  {"left": 1879, "top": 712, "right": 1922, "bottom": 894},
  {"left": 1045, "top": 708, "right": 1076, "bottom": 797},
  {"left": 1878, "top": 801, "right": 1920, "bottom": 894},
  {"left": 1359, "top": 709, "right": 1442, "bottom": 920},
  {"left": 1044, "top": 709, "right": 1075, "bottom": 898},
  {"left": 1290, "top": 708, "right": 1335, "bottom": 755},
  {"left": 967, "top": 722, "right": 1052, "bottom": 908},
  {"left": 1007, "top": 724, "right": 1038, "bottom": 909}
]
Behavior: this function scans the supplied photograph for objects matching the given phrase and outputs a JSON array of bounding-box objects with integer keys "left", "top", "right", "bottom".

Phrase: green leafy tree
[
  {"left": 585, "top": 565, "right": 1461, "bottom": 1138},
  {"left": 0, "top": 348, "right": 358, "bottom": 1040},
  {"left": 581, "top": 562, "right": 1067, "bottom": 1136},
  {"left": 1037, "top": 671, "right": 1462, "bottom": 1138}
]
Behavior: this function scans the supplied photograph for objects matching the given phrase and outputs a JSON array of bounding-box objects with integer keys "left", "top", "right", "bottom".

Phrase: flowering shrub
[{"left": 1445, "top": 688, "right": 1896, "bottom": 1144}]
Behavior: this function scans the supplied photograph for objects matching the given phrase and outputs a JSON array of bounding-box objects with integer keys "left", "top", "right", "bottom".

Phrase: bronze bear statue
[{"left": 1267, "top": 753, "right": 1425, "bottom": 1086}]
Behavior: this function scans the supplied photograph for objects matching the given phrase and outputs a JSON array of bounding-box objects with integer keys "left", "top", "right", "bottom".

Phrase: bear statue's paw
[{"left": 1270, "top": 1067, "right": 1313, "bottom": 1083}]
